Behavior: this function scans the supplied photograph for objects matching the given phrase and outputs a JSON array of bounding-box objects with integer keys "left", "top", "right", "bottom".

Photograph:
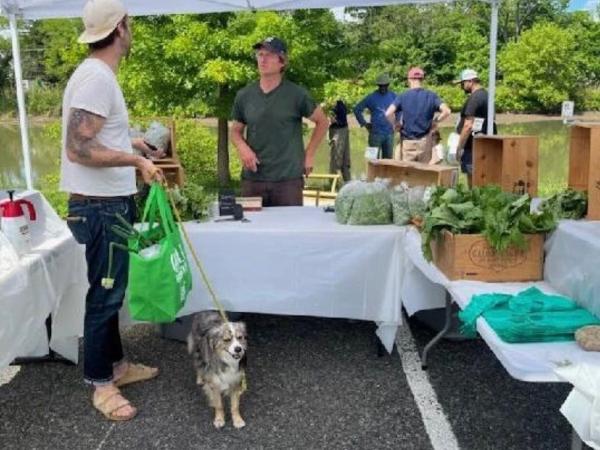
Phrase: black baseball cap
[{"left": 253, "top": 37, "right": 287, "bottom": 55}]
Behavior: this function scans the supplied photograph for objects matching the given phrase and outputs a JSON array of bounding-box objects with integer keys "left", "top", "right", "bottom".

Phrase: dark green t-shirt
[{"left": 231, "top": 79, "right": 317, "bottom": 181}]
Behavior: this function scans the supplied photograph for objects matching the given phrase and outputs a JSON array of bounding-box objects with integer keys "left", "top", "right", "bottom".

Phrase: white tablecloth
[
  {"left": 545, "top": 220, "right": 600, "bottom": 319},
  {"left": 400, "top": 227, "right": 600, "bottom": 382},
  {"left": 178, "top": 207, "right": 405, "bottom": 352},
  {"left": 0, "top": 191, "right": 87, "bottom": 369}
]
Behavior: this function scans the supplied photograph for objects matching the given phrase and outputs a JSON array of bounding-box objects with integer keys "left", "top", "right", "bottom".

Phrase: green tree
[
  {"left": 120, "top": 11, "right": 343, "bottom": 186},
  {"left": 0, "top": 37, "right": 12, "bottom": 94},
  {"left": 21, "top": 19, "right": 85, "bottom": 83},
  {"left": 497, "top": 0, "right": 569, "bottom": 42},
  {"left": 499, "top": 22, "right": 581, "bottom": 111}
]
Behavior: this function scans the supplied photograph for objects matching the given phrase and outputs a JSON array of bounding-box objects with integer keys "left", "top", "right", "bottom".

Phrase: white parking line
[
  {"left": 396, "top": 324, "right": 460, "bottom": 450},
  {"left": 95, "top": 423, "right": 116, "bottom": 450}
]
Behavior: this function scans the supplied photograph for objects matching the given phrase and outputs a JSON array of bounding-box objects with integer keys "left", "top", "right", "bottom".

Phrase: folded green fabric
[{"left": 459, "top": 287, "right": 600, "bottom": 343}]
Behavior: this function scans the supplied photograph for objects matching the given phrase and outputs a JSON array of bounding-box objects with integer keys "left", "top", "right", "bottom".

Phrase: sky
[
  {"left": 568, "top": 0, "right": 598, "bottom": 12},
  {"left": 332, "top": 1, "right": 597, "bottom": 19}
]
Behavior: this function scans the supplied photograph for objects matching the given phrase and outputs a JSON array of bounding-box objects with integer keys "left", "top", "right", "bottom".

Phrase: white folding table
[
  {"left": 400, "top": 227, "right": 600, "bottom": 449},
  {"left": 178, "top": 206, "right": 406, "bottom": 352},
  {"left": 0, "top": 191, "right": 87, "bottom": 369}
]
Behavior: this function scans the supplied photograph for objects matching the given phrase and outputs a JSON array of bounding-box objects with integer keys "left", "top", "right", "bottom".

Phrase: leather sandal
[
  {"left": 114, "top": 363, "right": 159, "bottom": 388},
  {"left": 92, "top": 386, "right": 137, "bottom": 421}
]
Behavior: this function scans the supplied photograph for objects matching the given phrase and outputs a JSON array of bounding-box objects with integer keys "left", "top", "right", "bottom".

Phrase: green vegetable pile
[
  {"left": 421, "top": 185, "right": 557, "bottom": 261},
  {"left": 136, "top": 182, "right": 215, "bottom": 222},
  {"left": 390, "top": 184, "right": 433, "bottom": 226},
  {"left": 168, "top": 183, "right": 215, "bottom": 221},
  {"left": 335, "top": 180, "right": 392, "bottom": 225},
  {"left": 539, "top": 188, "right": 587, "bottom": 220}
]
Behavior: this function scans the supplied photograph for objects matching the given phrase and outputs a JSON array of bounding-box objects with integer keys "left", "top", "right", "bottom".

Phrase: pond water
[{"left": 1, "top": 120, "right": 568, "bottom": 196}]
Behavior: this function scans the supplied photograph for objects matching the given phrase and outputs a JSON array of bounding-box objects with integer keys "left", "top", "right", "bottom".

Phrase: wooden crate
[
  {"left": 366, "top": 159, "right": 457, "bottom": 187},
  {"left": 473, "top": 135, "right": 538, "bottom": 196},
  {"left": 568, "top": 124, "right": 600, "bottom": 220},
  {"left": 431, "top": 230, "right": 544, "bottom": 282}
]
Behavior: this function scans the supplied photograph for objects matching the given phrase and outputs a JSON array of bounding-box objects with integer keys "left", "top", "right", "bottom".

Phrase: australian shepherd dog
[{"left": 187, "top": 311, "right": 248, "bottom": 429}]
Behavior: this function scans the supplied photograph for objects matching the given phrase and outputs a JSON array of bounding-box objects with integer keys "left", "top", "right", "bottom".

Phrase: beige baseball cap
[{"left": 77, "top": 0, "right": 127, "bottom": 44}]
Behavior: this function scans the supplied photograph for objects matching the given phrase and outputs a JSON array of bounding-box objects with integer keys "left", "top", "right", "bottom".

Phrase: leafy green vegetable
[
  {"left": 539, "top": 189, "right": 587, "bottom": 220},
  {"left": 335, "top": 180, "right": 392, "bottom": 225},
  {"left": 169, "top": 183, "right": 215, "bottom": 221},
  {"left": 421, "top": 185, "right": 557, "bottom": 261}
]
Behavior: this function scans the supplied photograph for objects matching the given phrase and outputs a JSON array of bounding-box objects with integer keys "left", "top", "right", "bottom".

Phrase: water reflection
[{"left": 1, "top": 120, "right": 569, "bottom": 194}]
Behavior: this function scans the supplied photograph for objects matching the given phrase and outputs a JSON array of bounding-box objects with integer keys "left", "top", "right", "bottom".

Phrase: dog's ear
[
  {"left": 236, "top": 322, "right": 247, "bottom": 339},
  {"left": 206, "top": 327, "right": 221, "bottom": 351}
]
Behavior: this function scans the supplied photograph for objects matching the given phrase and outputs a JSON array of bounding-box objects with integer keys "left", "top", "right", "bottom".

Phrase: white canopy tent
[{"left": 1, "top": 0, "right": 499, "bottom": 190}]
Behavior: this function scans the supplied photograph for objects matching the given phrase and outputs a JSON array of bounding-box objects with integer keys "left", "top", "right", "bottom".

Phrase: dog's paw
[
  {"left": 232, "top": 417, "right": 246, "bottom": 429},
  {"left": 213, "top": 417, "right": 226, "bottom": 429}
]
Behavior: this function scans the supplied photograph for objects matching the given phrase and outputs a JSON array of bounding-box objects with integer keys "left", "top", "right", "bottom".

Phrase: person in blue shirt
[
  {"left": 353, "top": 74, "right": 397, "bottom": 159},
  {"left": 385, "top": 67, "right": 450, "bottom": 163}
]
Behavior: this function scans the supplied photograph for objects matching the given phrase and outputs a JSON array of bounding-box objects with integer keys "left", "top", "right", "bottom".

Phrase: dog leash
[
  {"left": 166, "top": 184, "right": 248, "bottom": 391},
  {"left": 163, "top": 180, "right": 230, "bottom": 325}
]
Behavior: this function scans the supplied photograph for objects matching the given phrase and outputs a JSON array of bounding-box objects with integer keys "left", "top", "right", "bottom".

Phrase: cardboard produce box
[{"left": 431, "top": 230, "right": 544, "bottom": 282}]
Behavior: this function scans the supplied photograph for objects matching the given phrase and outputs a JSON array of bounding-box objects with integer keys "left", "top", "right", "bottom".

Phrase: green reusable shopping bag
[
  {"left": 459, "top": 287, "right": 600, "bottom": 343},
  {"left": 127, "top": 183, "right": 192, "bottom": 323}
]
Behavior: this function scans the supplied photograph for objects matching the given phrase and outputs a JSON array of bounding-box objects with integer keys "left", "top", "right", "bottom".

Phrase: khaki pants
[{"left": 398, "top": 136, "right": 432, "bottom": 163}]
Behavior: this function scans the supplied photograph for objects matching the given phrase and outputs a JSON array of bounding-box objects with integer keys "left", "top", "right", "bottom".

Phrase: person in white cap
[
  {"left": 60, "top": 0, "right": 162, "bottom": 421},
  {"left": 454, "top": 69, "right": 496, "bottom": 186}
]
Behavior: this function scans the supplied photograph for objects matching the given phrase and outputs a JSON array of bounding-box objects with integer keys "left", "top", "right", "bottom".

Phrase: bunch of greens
[
  {"left": 335, "top": 180, "right": 393, "bottom": 225},
  {"left": 346, "top": 180, "right": 392, "bottom": 225},
  {"left": 135, "top": 182, "right": 215, "bottom": 222},
  {"left": 421, "top": 185, "right": 557, "bottom": 261},
  {"left": 390, "top": 184, "right": 433, "bottom": 226},
  {"left": 539, "top": 189, "right": 587, "bottom": 220},
  {"left": 390, "top": 184, "right": 411, "bottom": 225},
  {"left": 335, "top": 180, "right": 361, "bottom": 224},
  {"left": 168, "top": 183, "right": 215, "bottom": 221}
]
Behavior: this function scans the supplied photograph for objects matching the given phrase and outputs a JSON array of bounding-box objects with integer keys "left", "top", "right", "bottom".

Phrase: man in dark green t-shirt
[{"left": 230, "top": 37, "right": 328, "bottom": 206}]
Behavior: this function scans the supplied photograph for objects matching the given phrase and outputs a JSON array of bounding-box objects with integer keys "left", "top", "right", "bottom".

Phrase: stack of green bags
[{"left": 459, "top": 287, "right": 600, "bottom": 343}]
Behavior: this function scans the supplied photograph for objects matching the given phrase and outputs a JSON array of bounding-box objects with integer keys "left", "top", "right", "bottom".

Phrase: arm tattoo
[{"left": 66, "top": 108, "right": 108, "bottom": 160}]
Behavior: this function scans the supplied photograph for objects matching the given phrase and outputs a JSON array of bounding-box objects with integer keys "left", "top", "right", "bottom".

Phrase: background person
[
  {"left": 60, "top": 0, "right": 162, "bottom": 422},
  {"left": 328, "top": 99, "right": 351, "bottom": 182},
  {"left": 385, "top": 67, "right": 450, "bottom": 162},
  {"left": 353, "top": 74, "right": 397, "bottom": 159},
  {"left": 455, "top": 69, "right": 497, "bottom": 186},
  {"left": 230, "top": 37, "right": 328, "bottom": 206}
]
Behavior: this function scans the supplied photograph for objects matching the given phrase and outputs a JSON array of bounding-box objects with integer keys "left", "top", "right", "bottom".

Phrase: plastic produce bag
[
  {"left": 143, "top": 121, "right": 171, "bottom": 152},
  {"left": 390, "top": 183, "right": 411, "bottom": 225},
  {"left": 335, "top": 180, "right": 362, "bottom": 224},
  {"left": 346, "top": 180, "right": 392, "bottom": 225},
  {"left": 407, "top": 185, "right": 428, "bottom": 220}
]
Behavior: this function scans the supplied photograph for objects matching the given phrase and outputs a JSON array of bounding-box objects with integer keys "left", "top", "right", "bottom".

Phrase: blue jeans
[
  {"left": 67, "top": 196, "right": 136, "bottom": 385},
  {"left": 368, "top": 132, "right": 394, "bottom": 159}
]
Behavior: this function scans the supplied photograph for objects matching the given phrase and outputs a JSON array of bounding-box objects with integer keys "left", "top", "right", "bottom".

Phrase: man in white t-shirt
[{"left": 60, "top": 0, "right": 162, "bottom": 422}]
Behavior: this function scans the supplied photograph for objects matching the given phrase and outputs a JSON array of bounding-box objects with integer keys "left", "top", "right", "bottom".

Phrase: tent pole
[
  {"left": 487, "top": 0, "right": 499, "bottom": 135},
  {"left": 9, "top": 13, "right": 34, "bottom": 190}
]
